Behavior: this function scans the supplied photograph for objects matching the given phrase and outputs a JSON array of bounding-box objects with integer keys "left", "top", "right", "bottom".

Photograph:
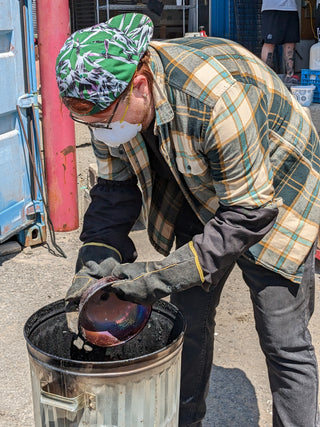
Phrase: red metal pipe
[{"left": 36, "top": 0, "right": 79, "bottom": 231}]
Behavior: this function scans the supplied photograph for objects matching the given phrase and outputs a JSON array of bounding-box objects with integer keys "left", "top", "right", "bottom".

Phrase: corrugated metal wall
[
  {"left": 69, "top": 0, "right": 97, "bottom": 32},
  {"left": 233, "top": 0, "right": 262, "bottom": 57}
]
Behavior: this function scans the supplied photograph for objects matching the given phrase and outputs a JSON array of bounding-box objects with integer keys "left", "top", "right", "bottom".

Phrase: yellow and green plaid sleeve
[{"left": 206, "top": 80, "right": 277, "bottom": 208}]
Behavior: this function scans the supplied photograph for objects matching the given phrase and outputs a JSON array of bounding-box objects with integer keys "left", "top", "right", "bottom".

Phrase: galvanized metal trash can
[{"left": 24, "top": 299, "right": 185, "bottom": 427}]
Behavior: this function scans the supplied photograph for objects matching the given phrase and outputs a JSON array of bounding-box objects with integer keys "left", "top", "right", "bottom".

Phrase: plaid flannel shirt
[{"left": 91, "top": 37, "right": 320, "bottom": 284}]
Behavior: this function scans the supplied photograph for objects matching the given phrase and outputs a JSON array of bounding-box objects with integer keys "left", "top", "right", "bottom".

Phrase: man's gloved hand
[
  {"left": 66, "top": 242, "right": 122, "bottom": 334},
  {"left": 106, "top": 242, "right": 206, "bottom": 305}
]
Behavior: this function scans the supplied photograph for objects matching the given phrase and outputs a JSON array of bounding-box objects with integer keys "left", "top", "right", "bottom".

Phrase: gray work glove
[
  {"left": 65, "top": 242, "right": 121, "bottom": 334},
  {"left": 107, "top": 242, "right": 206, "bottom": 306}
]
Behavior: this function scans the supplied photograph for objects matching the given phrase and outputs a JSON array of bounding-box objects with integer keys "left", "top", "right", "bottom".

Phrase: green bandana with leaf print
[{"left": 56, "top": 13, "right": 153, "bottom": 113}]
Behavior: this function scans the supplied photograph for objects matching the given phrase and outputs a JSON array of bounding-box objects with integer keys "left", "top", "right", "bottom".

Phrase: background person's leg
[
  {"left": 237, "top": 247, "right": 319, "bottom": 427},
  {"left": 261, "top": 42, "right": 275, "bottom": 69},
  {"left": 283, "top": 42, "right": 296, "bottom": 78}
]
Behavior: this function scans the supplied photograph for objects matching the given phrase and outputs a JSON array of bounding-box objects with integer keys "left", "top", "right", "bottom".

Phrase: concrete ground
[{"left": 0, "top": 103, "right": 320, "bottom": 427}]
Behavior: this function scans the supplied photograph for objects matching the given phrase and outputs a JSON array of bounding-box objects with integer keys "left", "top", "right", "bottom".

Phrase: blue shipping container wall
[
  {"left": 211, "top": 0, "right": 262, "bottom": 58},
  {"left": 210, "top": 0, "right": 236, "bottom": 39},
  {"left": 0, "top": 0, "right": 45, "bottom": 246}
]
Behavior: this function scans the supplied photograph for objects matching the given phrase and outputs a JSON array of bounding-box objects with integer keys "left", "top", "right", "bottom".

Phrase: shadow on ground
[{"left": 203, "top": 365, "right": 260, "bottom": 427}]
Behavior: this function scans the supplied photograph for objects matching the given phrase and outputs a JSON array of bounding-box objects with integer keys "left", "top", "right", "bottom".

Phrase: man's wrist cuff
[
  {"left": 188, "top": 241, "right": 205, "bottom": 283},
  {"left": 82, "top": 242, "right": 122, "bottom": 261}
]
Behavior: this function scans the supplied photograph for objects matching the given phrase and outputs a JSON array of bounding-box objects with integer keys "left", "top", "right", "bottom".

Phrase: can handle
[{"left": 40, "top": 389, "right": 96, "bottom": 412}]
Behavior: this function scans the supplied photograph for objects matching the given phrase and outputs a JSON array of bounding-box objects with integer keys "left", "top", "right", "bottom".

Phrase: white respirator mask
[
  {"left": 93, "top": 121, "right": 142, "bottom": 147},
  {"left": 92, "top": 84, "right": 142, "bottom": 147}
]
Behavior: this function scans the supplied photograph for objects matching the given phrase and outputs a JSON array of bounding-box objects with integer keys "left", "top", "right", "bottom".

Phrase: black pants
[{"left": 172, "top": 204, "right": 318, "bottom": 427}]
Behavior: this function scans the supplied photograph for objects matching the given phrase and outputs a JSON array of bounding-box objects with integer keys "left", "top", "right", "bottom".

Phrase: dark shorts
[{"left": 261, "top": 10, "right": 300, "bottom": 44}]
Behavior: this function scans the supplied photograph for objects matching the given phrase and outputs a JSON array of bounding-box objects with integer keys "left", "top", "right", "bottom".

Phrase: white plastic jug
[{"left": 310, "top": 42, "right": 320, "bottom": 71}]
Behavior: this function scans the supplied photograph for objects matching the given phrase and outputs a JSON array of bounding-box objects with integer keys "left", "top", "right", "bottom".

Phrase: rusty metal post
[{"left": 36, "top": 0, "right": 79, "bottom": 231}]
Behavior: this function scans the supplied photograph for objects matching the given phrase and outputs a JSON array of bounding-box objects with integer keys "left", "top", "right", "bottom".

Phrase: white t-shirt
[{"left": 261, "top": 0, "right": 297, "bottom": 12}]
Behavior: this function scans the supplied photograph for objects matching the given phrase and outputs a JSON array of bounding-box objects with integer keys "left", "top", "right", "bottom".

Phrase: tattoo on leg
[
  {"left": 266, "top": 52, "right": 273, "bottom": 68},
  {"left": 284, "top": 47, "right": 294, "bottom": 77}
]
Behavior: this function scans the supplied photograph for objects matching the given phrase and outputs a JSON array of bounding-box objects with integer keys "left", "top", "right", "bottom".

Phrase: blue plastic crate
[{"left": 301, "top": 69, "right": 320, "bottom": 103}]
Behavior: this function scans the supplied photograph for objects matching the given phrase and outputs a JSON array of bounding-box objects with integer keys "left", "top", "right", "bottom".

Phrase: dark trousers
[{"left": 172, "top": 230, "right": 319, "bottom": 427}]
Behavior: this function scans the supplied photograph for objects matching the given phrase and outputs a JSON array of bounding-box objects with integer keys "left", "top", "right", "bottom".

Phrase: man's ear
[{"left": 133, "top": 75, "right": 149, "bottom": 98}]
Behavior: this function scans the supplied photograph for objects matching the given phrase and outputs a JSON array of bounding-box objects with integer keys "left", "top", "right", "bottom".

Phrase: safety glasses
[
  {"left": 69, "top": 84, "right": 133, "bottom": 130},
  {"left": 69, "top": 99, "right": 120, "bottom": 129}
]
